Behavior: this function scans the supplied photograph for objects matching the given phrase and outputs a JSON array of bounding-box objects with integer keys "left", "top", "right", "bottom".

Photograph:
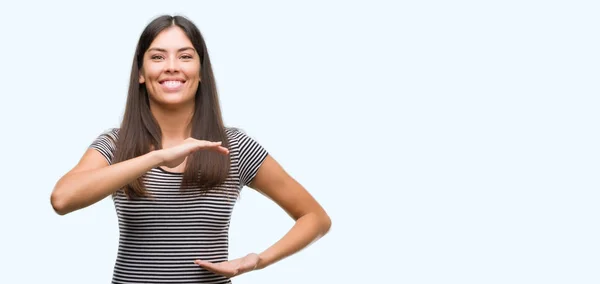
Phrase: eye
[
  {"left": 151, "top": 54, "right": 164, "bottom": 60},
  {"left": 180, "top": 54, "right": 193, "bottom": 60}
]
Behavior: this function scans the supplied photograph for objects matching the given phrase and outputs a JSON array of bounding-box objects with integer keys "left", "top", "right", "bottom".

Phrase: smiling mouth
[
  {"left": 161, "top": 80, "right": 184, "bottom": 87},
  {"left": 160, "top": 80, "right": 186, "bottom": 91}
]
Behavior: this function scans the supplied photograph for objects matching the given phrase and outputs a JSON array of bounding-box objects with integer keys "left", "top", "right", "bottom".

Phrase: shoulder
[
  {"left": 102, "top": 127, "right": 120, "bottom": 140},
  {"left": 224, "top": 126, "right": 269, "bottom": 186},
  {"left": 92, "top": 127, "right": 120, "bottom": 144},
  {"left": 225, "top": 126, "right": 253, "bottom": 146},
  {"left": 225, "top": 126, "right": 246, "bottom": 139},
  {"left": 224, "top": 126, "right": 268, "bottom": 156},
  {"left": 89, "top": 127, "right": 120, "bottom": 164},
  {"left": 224, "top": 126, "right": 262, "bottom": 149}
]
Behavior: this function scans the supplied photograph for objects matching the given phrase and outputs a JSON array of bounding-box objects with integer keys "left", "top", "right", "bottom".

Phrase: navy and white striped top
[{"left": 89, "top": 127, "right": 268, "bottom": 284}]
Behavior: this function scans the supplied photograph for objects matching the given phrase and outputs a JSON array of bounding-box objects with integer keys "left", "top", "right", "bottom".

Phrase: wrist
[
  {"left": 254, "top": 253, "right": 268, "bottom": 270},
  {"left": 147, "top": 149, "right": 165, "bottom": 167}
]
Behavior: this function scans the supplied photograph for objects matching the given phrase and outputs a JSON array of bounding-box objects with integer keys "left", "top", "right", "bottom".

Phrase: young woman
[{"left": 50, "top": 15, "right": 331, "bottom": 284}]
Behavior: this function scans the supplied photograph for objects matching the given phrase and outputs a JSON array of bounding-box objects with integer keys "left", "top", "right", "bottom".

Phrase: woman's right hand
[{"left": 156, "top": 138, "right": 229, "bottom": 168}]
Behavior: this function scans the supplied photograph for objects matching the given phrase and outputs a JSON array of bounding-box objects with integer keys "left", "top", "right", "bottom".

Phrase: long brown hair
[{"left": 113, "top": 15, "right": 230, "bottom": 198}]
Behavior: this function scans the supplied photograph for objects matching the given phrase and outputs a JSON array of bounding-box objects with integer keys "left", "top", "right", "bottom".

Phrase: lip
[
  {"left": 159, "top": 78, "right": 186, "bottom": 92},
  {"left": 159, "top": 77, "right": 186, "bottom": 83}
]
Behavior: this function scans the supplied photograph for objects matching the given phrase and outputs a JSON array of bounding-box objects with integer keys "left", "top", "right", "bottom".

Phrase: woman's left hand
[{"left": 194, "top": 253, "right": 260, "bottom": 278}]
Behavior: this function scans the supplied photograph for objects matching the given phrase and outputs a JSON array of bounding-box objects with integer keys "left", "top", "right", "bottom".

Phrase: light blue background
[{"left": 0, "top": 1, "right": 598, "bottom": 283}]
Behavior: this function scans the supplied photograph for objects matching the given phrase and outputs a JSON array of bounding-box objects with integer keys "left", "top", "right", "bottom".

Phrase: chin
[{"left": 152, "top": 93, "right": 195, "bottom": 108}]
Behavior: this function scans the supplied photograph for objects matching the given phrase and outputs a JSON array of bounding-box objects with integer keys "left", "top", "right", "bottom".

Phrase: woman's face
[{"left": 139, "top": 26, "right": 201, "bottom": 109}]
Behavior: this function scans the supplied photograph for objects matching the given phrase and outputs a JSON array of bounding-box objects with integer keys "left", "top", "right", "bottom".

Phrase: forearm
[
  {"left": 255, "top": 212, "right": 331, "bottom": 270},
  {"left": 51, "top": 151, "right": 163, "bottom": 215}
]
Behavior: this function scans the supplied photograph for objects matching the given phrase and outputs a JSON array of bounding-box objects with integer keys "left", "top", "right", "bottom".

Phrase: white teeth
[{"left": 162, "top": 81, "right": 183, "bottom": 88}]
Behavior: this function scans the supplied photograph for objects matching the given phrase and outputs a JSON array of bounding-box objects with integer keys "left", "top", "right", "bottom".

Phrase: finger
[
  {"left": 195, "top": 260, "right": 233, "bottom": 275},
  {"left": 192, "top": 141, "right": 219, "bottom": 148},
  {"left": 202, "top": 145, "right": 229, "bottom": 154},
  {"left": 202, "top": 141, "right": 227, "bottom": 150},
  {"left": 216, "top": 146, "right": 229, "bottom": 154},
  {"left": 195, "top": 260, "right": 218, "bottom": 272},
  {"left": 189, "top": 141, "right": 223, "bottom": 152}
]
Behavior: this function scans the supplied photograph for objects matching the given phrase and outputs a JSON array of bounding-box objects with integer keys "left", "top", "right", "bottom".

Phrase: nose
[{"left": 165, "top": 56, "right": 179, "bottom": 73}]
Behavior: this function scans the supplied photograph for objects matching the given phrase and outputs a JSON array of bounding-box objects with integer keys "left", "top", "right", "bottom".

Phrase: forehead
[{"left": 148, "top": 26, "right": 194, "bottom": 50}]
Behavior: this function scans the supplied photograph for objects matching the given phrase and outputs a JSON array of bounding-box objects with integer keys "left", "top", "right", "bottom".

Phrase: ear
[{"left": 139, "top": 70, "right": 145, "bottom": 84}]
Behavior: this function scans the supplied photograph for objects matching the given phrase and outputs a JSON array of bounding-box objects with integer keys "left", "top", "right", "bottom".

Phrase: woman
[{"left": 50, "top": 15, "right": 331, "bottom": 284}]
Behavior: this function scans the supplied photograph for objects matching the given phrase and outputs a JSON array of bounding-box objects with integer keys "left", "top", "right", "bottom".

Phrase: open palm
[{"left": 195, "top": 253, "right": 260, "bottom": 278}]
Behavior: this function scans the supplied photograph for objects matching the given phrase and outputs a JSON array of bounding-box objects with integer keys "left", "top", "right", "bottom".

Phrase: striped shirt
[{"left": 89, "top": 127, "right": 268, "bottom": 284}]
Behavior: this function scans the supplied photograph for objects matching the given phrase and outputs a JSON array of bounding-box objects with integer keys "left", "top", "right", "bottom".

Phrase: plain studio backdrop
[{"left": 0, "top": 1, "right": 598, "bottom": 283}]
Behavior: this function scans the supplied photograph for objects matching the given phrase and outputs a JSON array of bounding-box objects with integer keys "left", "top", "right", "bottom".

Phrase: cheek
[
  {"left": 149, "top": 68, "right": 164, "bottom": 80},
  {"left": 142, "top": 65, "right": 162, "bottom": 80},
  {"left": 184, "top": 65, "right": 201, "bottom": 80}
]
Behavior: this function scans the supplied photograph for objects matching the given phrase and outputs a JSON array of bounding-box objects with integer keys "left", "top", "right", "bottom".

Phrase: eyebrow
[{"left": 147, "top": 47, "right": 196, "bottom": 53}]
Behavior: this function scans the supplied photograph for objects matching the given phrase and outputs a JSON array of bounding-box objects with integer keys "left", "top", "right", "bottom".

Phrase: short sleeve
[
  {"left": 231, "top": 128, "right": 269, "bottom": 187},
  {"left": 89, "top": 128, "right": 119, "bottom": 165}
]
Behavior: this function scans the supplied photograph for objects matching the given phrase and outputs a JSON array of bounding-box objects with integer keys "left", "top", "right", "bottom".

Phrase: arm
[
  {"left": 194, "top": 154, "right": 332, "bottom": 276},
  {"left": 250, "top": 154, "right": 332, "bottom": 270},
  {"left": 50, "top": 148, "right": 163, "bottom": 215},
  {"left": 50, "top": 138, "right": 229, "bottom": 215}
]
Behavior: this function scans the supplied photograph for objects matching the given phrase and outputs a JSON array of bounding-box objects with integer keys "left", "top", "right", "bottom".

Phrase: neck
[{"left": 149, "top": 102, "right": 195, "bottom": 141}]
